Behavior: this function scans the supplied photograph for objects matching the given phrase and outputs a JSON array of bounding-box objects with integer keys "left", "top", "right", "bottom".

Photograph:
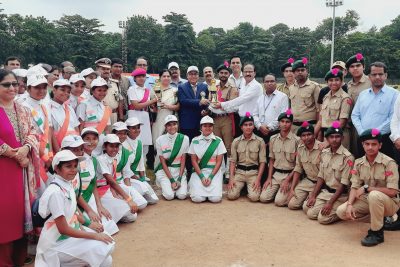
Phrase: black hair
[
  {"left": 159, "top": 69, "right": 172, "bottom": 77},
  {"left": 56, "top": 159, "right": 78, "bottom": 170},
  {"left": 230, "top": 55, "right": 241, "bottom": 63},
  {"left": 5, "top": 56, "right": 21, "bottom": 66},
  {"left": 263, "top": 73, "right": 276, "bottom": 81},
  {"left": 0, "top": 69, "right": 17, "bottom": 83},
  {"left": 111, "top": 58, "right": 124, "bottom": 66},
  {"left": 369, "top": 62, "right": 387, "bottom": 73},
  {"left": 244, "top": 63, "right": 256, "bottom": 72},
  {"left": 49, "top": 65, "right": 59, "bottom": 73}
]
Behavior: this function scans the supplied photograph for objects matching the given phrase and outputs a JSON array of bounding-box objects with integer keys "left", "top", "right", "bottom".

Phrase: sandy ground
[{"left": 111, "top": 194, "right": 399, "bottom": 267}]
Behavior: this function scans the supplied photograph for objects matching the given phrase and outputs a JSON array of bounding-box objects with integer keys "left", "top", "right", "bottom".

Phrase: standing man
[
  {"left": 289, "top": 58, "right": 321, "bottom": 133},
  {"left": 228, "top": 56, "right": 245, "bottom": 91},
  {"left": 346, "top": 53, "right": 371, "bottom": 156},
  {"left": 304, "top": 122, "right": 353, "bottom": 224},
  {"left": 253, "top": 73, "right": 289, "bottom": 160},
  {"left": 351, "top": 62, "right": 398, "bottom": 158},
  {"left": 227, "top": 113, "right": 266, "bottom": 202},
  {"left": 336, "top": 129, "right": 399, "bottom": 246},
  {"left": 214, "top": 64, "right": 263, "bottom": 137},
  {"left": 128, "top": 57, "right": 156, "bottom": 89},
  {"left": 203, "top": 66, "right": 218, "bottom": 87},
  {"left": 4, "top": 56, "right": 21, "bottom": 71},
  {"left": 177, "top": 66, "right": 209, "bottom": 175},
  {"left": 276, "top": 58, "right": 295, "bottom": 96},
  {"left": 95, "top": 57, "right": 123, "bottom": 125},
  {"left": 110, "top": 58, "right": 130, "bottom": 120},
  {"left": 208, "top": 64, "right": 238, "bottom": 181},
  {"left": 168, "top": 62, "right": 187, "bottom": 89}
]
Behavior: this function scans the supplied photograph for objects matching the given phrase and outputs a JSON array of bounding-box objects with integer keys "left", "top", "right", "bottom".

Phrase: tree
[{"left": 314, "top": 10, "right": 359, "bottom": 42}]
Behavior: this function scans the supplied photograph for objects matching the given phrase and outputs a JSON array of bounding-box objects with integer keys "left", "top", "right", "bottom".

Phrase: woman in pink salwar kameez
[{"left": 0, "top": 70, "right": 40, "bottom": 266}]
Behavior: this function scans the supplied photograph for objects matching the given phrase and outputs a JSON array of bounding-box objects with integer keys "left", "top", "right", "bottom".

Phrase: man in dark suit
[{"left": 178, "top": 65, "right": 209, "bottom": 176}]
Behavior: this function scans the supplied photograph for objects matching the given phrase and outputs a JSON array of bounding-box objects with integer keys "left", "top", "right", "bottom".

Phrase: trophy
[
  {"left": 153, "top": 79, "right": 162, "bottom": 107},
  {"left": 200, "top": 91, "right": 206, "bottom": 101},
  {"left": 208, "top": 79, "right": 218, "bottom": 106}
]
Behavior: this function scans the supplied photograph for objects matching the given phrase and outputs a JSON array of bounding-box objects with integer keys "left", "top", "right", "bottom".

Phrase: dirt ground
[{"left": 112, "top": 194, "right": 399, "bottom": 267}]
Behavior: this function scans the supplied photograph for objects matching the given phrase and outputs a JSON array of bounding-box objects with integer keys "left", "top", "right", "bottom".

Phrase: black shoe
[
  {"left": 361, "top": 228, "right": 384, "bottom": 247},
  {"left": 384, "top": 216, "right": 400, "bottom": 231}
]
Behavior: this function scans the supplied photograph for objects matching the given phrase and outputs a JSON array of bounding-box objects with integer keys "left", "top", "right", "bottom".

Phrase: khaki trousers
[
  {"left": 227, "top": 171, "right": 260, "bottom": 202},
  {"left": 213, "top": 115, "right": 233, "bottom": 156},
  {"left": 336, "top": 191, "right": 399, "bottom": 230},
  {"left": 260, "top": 171, "right": 290, "bottom": 206},
  {"left": 288, "top": 178, "right": 316, "bottom": 210}
]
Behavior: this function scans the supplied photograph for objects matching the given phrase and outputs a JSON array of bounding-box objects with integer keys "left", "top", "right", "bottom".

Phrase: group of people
[{"left": 1, "top": 52, "right": 400, "bottom": 266}]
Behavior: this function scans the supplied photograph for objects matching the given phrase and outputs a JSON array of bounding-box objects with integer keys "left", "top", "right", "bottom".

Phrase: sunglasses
[{"left": 0, "top": 82, "right": 19, "bottom": 88}]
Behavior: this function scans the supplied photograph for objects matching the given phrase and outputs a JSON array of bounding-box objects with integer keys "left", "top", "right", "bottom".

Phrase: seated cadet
[
  {"left": 188, "top": 116, "right": 227, "bottom": 203},
  {"left": 337, "top": 129, "right": 400, "bottom": 246},
  {"left": 287, "top": 122, "right": 322, "bottom": 210},
  {"left": 155, "top": 115, "right": 190, "bottom": 200},
  {"left": 305, "top": 121, "right": 354, "bottom": 224},
  {"left": 227, "top": 112, "right": 266, "bottom": 202},
  {"left": 260, "top": 109, "right": 300, "bottom": 206}
]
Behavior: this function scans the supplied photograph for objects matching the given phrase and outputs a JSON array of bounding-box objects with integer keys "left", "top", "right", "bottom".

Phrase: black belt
[
  {"left": 323, "top": 185, "right": 336, "bottom": 193},
  {"left": 274, "top": 168, "right": 293, "bottom": 174},
  {"left": 306, "top": 177, "right": 317, "bottom": 184},
  {"left": 293, "top": 120, "right": 317, "bottom": 126},
  {"left": 237, "top": 164, "right": 259, "bottom": 171},
  {"left": 210, "top": 111, "right": 230, "bottom": 118}
]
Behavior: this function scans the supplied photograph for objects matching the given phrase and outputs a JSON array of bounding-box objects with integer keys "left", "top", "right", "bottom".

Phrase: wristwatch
[{"left": 363, "top": 184, "right": 369, "bottom": 194}]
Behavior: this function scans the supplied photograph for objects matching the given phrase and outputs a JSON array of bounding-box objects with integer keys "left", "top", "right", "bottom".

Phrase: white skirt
[
  {"left": 127, "top": 110, "right": 152, "bottom": 145},
  {"left": 99, "top": 189, "right": 131, "bottom": 223},
  {"left": 189, "top": 168, "right": 223, "bottom": 198},
  {"left": 86, "top": 194, "right": 119, "bottom": 235}
]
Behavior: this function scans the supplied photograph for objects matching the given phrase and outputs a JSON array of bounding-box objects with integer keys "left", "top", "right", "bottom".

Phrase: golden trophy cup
[
  {"left": 208, "top": 79, "right": 218, "bottom": 107},
  {"left": 200, "top": 91, "right": 206, "bottom": 101},
  {"left": 154, "top": 79, "right": 162, "bottom": 108}
]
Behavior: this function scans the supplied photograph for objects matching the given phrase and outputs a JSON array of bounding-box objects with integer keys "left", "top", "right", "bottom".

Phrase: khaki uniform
[
  {"left": 347, "top": 74, "right": 372, "bottom": 156},
  {"left": 276, "top": 82, "right": 290, "bottom": 96},
  {"left": 260, "top": 132, "right": 300, "bottom": 205},
  {"left": 305, "top": 145, "right": 353, "bottom": 224},
  {"left": 320, "top": 88, "right": 352, "bottom": 149},
  {"left": 117, "top": 76, "right": 131, "bottom": 114},
  {"left": 104, "top": 78, "right": 122, "bottom": 125},
  {"left": 288, "top": 79, "right": 321, "bottom": 133},
  {"left": 212, "top": 83, "right": 238, "bottom": 156},
  {"left": 336, "top": 152, "right": 399, "bottom": 231},
  {"left": 288, "top": 140, "right": 322, "bottom": 210},
  {"left": 227, "top": 134, "right": 266, "bottom": 202}
]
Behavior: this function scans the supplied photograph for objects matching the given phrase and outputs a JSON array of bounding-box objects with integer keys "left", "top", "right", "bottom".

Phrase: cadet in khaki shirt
[
  {"left": 315, "top": 69, "right": 352, "bottom": 149},
  {"left": 260, "top": 109, "right": 300, "bottom": 206},
  {"left": 227, "top": 112, "right": 266, "bottom": 202},
  {"left": 276, "top": 58, "right": 295, "bottom": 96},
  {"left": 346, "top": 53, "right": 372, "bottom": 157},
  {"left": 288, "top": 58, "right": 321, "bottom": 134},
  {"left": 305, "top": 121, "right": 354, "bottom": 224},
  {"left": 336, "top": 128, "right": 399, "bottom": 247},
  {"left": 287, "top": 122, "right": 322, "bottom": 210}
]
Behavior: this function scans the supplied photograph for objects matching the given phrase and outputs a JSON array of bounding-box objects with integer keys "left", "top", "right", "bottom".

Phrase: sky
[{"left": 1, "top": 0, "right": 399, "bottom": 33}]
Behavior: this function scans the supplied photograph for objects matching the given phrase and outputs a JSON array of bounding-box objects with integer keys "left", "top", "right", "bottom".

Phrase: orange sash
[
  {"left": 55, "top": 104, "right": 74, "bottom": 145},
  {"left": 39, "top": 105, "right": 53, "bottom": 182},
  {"left": 84, "top": 106, "right": 111, "bottom": 134}
]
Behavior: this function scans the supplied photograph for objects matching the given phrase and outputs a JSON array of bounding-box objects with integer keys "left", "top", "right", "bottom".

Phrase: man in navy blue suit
[{"left": 178, "top": 65, "right": 209, "bottom": 176}]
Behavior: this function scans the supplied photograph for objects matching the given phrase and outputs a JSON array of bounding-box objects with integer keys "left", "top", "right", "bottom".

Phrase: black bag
[{"left": 31, "top": 182, "right": 62, "bottom": 228}]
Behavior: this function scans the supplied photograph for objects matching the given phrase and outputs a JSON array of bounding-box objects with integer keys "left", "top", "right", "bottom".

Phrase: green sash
[
  {"left": 198, "top": 138, "right": 221, "bottom": 169},
  {"left": 80, "top": 157, "right": 98, "bottom": 203},
  {"left": 116, "top": 147, "right": 132, "bottom": 183},
  {"left": 154, "top": 133, "right": 184, "bottom": 173},
  {"left": 130, "top": 139, "right": 143, "bottom": 175}
]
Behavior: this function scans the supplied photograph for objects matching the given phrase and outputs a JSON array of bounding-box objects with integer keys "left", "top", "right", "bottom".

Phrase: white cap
[
  {"left": 53, "top": 79, "right": 72, "bottom": 88},
  {"left": 164, "top": 115, "right": 178, "bottom": 125},
  {"left": 103, "top": 134, "right": 121, "bottom": 144},
  {"left": 81, "top": 127, "right": 99, "bottom": 137},
  {"left": 90, "top": 77, "right": 108, "bottom": 89},
  {"left": 200, "top": 115, "right": 214, "bottom": 125},
  {"left": 52, "top": 150, "right": 78, "bottom": 169},
  {"left": 81, "top": 68, "right": 97, "bottom": 78},
  {"left": 168, "top": 62, "right": 179, "bottom": 69},
  {"left": 112, "top": 121, "right": 128, "bottom": 132},
  {"left": 187, "top": 66, "right": 199, "bottom": 74},
  {"left": 26, "top": 64, "right": 48, "bottom": 78},
  {"left": 125, "top": 117, "right": 143, "bottom": 127},
  {"left": 27, "top": 74, "right": 48, "bottom": 87},
  {"left": 61, "top": 135, "right": 87, "bottom": 149},
  {"left": 69, "top": 73, "right": 85, "bottom": 84},
  {"left": 12, "top": 68, "right": 28, "bottom": 78}
]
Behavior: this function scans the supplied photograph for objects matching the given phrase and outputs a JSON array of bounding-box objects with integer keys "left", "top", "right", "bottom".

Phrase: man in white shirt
[
  {"left": 228, "top": 56, "right": 245, "bottom": 91},
  {"left": 214, "top": 64, "right": 263, "bottom": 136}
]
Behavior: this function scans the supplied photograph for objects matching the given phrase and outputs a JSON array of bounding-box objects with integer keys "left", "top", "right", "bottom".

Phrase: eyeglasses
[
  {"left": 0, "top": 82, "right": 19, "bottom": 88},
  {"left": 137, "top": 64, "right": 147, "bottom": 67}
]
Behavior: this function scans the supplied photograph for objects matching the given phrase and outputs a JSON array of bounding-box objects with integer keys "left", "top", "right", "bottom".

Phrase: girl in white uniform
[
  {"left": 96, "top": 134, "right": 145, "bottom": 216},
  {"left": 188, "top": 116, "right": 227, "bottom": 203},
  {"left": 50, "top": 79, "right": 80, "bottom": 153},
  {"left": 76, "top": 77, "right": 111, "bottom": 156},
  {"left": 35, "top": 150, "right": 114, "bottom": 267},
  {"left": 114, "top": 120, "right": 159, "bottom": 205},
  {"left": 155, "top": 115, "right": 189, "bottom": 200},
  {"left": 61, "top": 132, "right": 119, "bottom": 235},
  {"left": 127, "top": 68, "right": 158, "bottom": 156},
  {"left": 67, "top": 74, "right": 88, "bottom": 111}
]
